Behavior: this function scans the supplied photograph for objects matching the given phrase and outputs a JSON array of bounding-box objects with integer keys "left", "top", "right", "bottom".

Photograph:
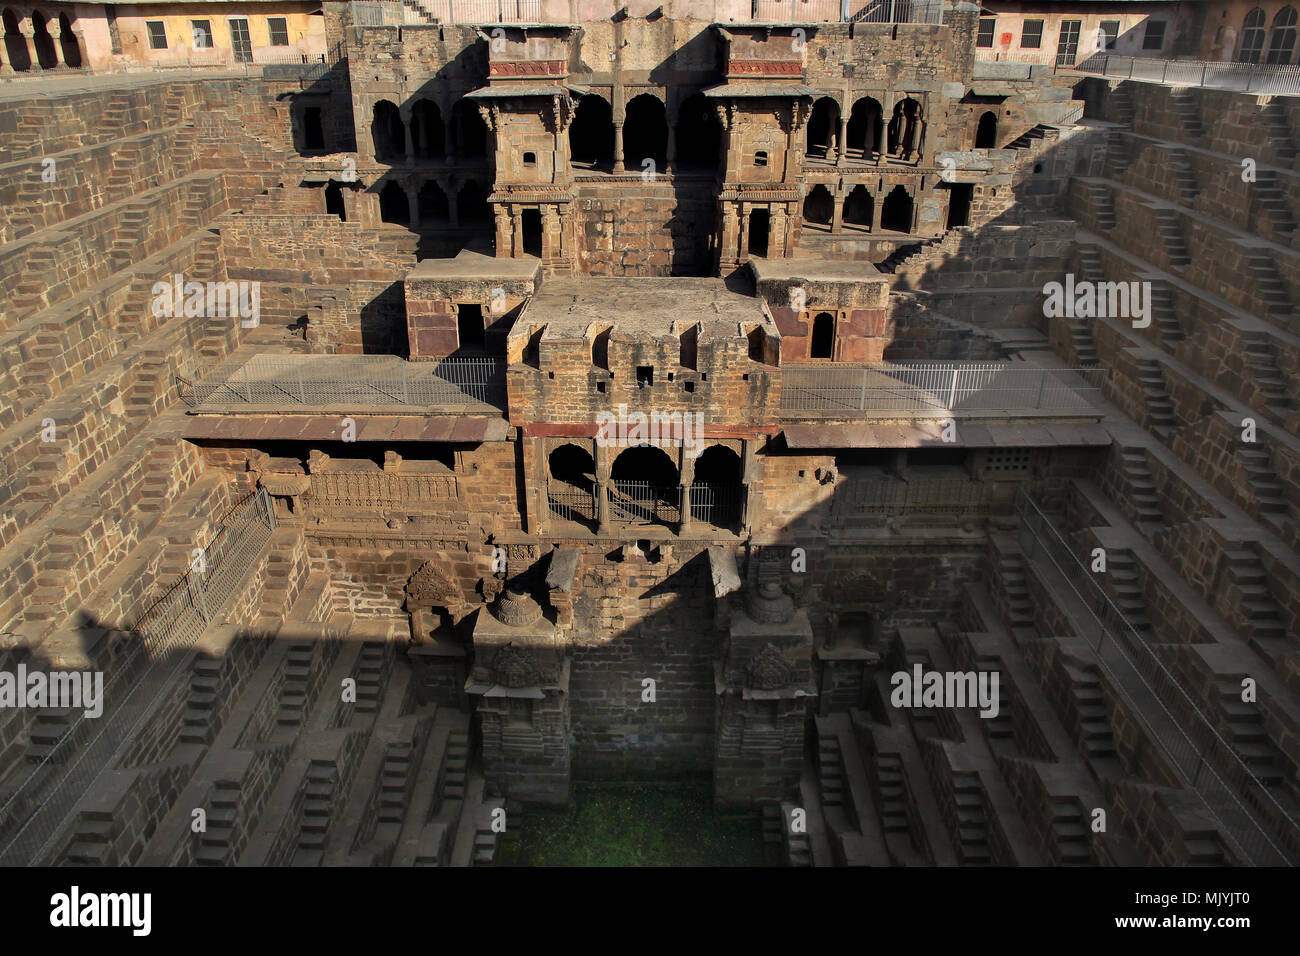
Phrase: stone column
[
  {"left": 19, "top": 23, "right": 37, "bottom": 71},
  {"left": 879, "top": 94, "right": 894, "bottom": 166},
  {"left": 831, "top": 185, "right": 845, "bottom": 235},
  {"left": 871, "top": 190, "right": 883, "bottom": 232},
  {"left": 770, "top": 205, "right": 787, "bottom": 258},
  {"left": 739, "top": 205, "right": 751, "bottom": 263},
  {"left": 613, "top": 122, "right": 625, "bottom": 173},
  {"left": 0, "top": 34, "right": 10, "bottom": 74},
  {"left": 72, "top": 29, "right": 88, "bottom": 72},
  {"left": 665, "top": 122, "right": 677, "bottom": 175},
  {"left": 401, "top": 109, "right": 415, "bottom": 165},
  {"left": 510, "top": 206, "right": 523, "bottom": 257},
  {"left": 678, "top": 450, "right": 696, "bottom": 535},
  {"left": 595, "top": 441, "right": 611, "bottom": 534},
  {"left": 48, "top": 21, "right": 64, "bottom": 68},
  {"left": 493, "top": 206, "right": 511, "bottom": 258},
  {"left": 405, "top": 181, "right": 420, "bottom": 227},
  {"left": 444, "top": 114, "right": 456, "bottom": 165},
  {"left": 836, "top": 110, "right": 848, "bottom": 168},
  {"left": 557, "top": 207, "right": 570, "bottom": 262},
  {"left": 542, "top": 206, "right": 558, "bottom": 262}
]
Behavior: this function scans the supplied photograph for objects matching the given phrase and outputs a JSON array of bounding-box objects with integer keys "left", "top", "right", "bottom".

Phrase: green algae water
[{"left": 497, "top": 783, "right": 776, "bottom": 867}]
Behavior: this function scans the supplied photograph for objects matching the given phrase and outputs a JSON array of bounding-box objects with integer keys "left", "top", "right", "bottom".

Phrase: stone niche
[
  {"left": 467, "top": 586, "right": 571, "bottom": 805},
  {"left": 404, "top": 561, "right": 471, "bottom": 709},
  {"left": 714, "top": 580, "right": 816, "bottom": 807}
]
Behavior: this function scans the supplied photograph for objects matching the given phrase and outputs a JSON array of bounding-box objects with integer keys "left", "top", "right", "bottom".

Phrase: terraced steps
[{"left": 1136, "top": 357, "right": 1177, "bottom": 439}]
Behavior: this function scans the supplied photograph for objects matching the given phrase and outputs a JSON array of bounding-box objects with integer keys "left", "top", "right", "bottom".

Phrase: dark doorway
[
  {"left": 3, "top": 11, "right": 30, "bottom": 71},
  {"left": 521, "top": 209, "right": 543, "bottom": 257},
  {"left": 807, "top": 97, "right": 840, "bottom": 159},
  {"left": 569, "top": 95, "right": 613, "bottom": 168},
  {"left": 803, "top": 184, "right": 833, "bottom": 227},
  {"left": 372, "top": 100, "right": 404, "bottom": 163},
  {"left": 975, "top": 111, "right": 998, "bottom": 148},
  {"left": 411, "top": 100, "right": 444, "bottom": 160},
  {"left": 325, "top": 181, "right": 346, "bottom": 221},
  {"left": 378, "top": 181, "right": 409, "bottom": 224},
  {"left": 57, "top": 13, "right": 79, "bottom": 67},
  {"left": 691, "top": 445, "right": 742, "bottom": 527},
  {"left": 881, "top": 185, "right": 912, "bottom": 233},
  {"left": 453, "top": 99, "right": 487, "bottom": 159},
  {"left": 945, "top": 183, "right": 973, "bottom": 228},
  {"left": 457, "top": 303, "right": 484, "bottom": 349},
  {"left": 675, "top": 92, "right": 722, "bottom": 171},
  {"left": 419, "top": 181, "right": 449, "bottom": 223},
  {"left": 843, "top": 185, "right": 873, "bottom": 230},
  {"left": 458, "top": 182, "right": 490, "bottom": 224},
  {"left": 32, "top": 13, "right": 55, "bottom": 69},
  {"left": 303, "top": 106, "right": 325, "bottom": 150},
  {"left": 747, "top": 208, "right": 770, "bottom": 257},
  {"left": 810, "top": 312, "right": 835, "bottom": 359},
  {"left": 624, "top": 94, "right": 667, "bottom": 172},
  {"left": 847, "top": 97, "right": 883, "bottom": 159}
]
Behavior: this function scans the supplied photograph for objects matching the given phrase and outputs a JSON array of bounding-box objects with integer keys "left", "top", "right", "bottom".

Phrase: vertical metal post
[
  {"left": 1201, "top": 63, "right": 1207, "bottom": 87},
  {"left": 860, "top": 367, "right": 868, "bottom": 411},
  {"left": 1035, "top": 371, "right": 1047, "bottom": 408},
  {"left": 947, "top": 367, "right": 959, "bottom": 409},
  {"left": 297, "top": 365, "right": 305, "bottom": 403},
  {"left": 242, "top": 364, "right": 252, "bottom": 402},
  {"left": 402, "top": 362, "right": 409, "bottom": 404}
]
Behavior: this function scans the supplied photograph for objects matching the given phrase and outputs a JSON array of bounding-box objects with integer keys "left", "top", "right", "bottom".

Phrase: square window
[
  {"left": 684, "top": 381, "right": 695, "bottom": 394},
  {"left": 1142, "top": 20, "right": 1166, "bottom": 50},
  {"left": 1021, "top": 19, "right": 1043, "bottom": 49},
  {"left": 636, "top": 366, "right": 653, "bottom": 387},
  {"left": 146, "top": 20, "right": 168, "bottom": 50},
  {"left": 523, "top": 151, "right": 537, "bottom": 166},
  {"left": 596, "top": 380, "right": 606, "bottom": 393},
  {"left": 977, "top": 17, "right": 996, "bottom": 48},
  {"left": 754, "top": 151, "right": 768, "bottom": 167},
  {"left": 191, "top": 20, "right": 213, "bottom": 48},
  {"left": 1100, "top": 20, "right": 1119, "bottom": 51},
  {"left": 268, "top": 17, "right": 289, "bottom": 46}
]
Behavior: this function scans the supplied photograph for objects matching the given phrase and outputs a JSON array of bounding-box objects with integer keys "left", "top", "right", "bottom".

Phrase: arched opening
[
  {"left": 372, "top": 100, "right": 404, "bottom": 163},
  {"left": 410, "top": 100, "right": 444, "bottom": 160},
  {"left": 1267, "top": 6, "right": 1297, "bottom": 63},
  {"left": 887, "top": 98, "right": 923, "bottom": 161},
  {"left": 31, "top": 12, "right": 56, "bottom": 69},
  {"left": 302, "top": 106, "right": 325, "bottom": 151},
  {"left": 548, "top": 444, "right": 597, "bottom": 525},
  {"left": 57, "top": 13, "right": 78, "bottom": 67},
  {"left": 810, "top": 312, "right": 836, "bottom": 359},
  {"left": 378, "top": 180, "right": 409, "bottom": 224},
  {"left": 807, "top": 97, "right": 840, "bottom": 159},
  {"left": 457, "top": 181, "right": 490, "bottom": 225},
  {"left": 325, "top": 181, "right": 346, "bottom": 221},
  {"left": 418, "top": 180, "right": 449, "bottom": 224},
  {"left": 842, "top": 184, "right": 873, "bottom": 230},
  {"left": 3, "top": 10, "right": 30, "bottom": 71},
  {"left": 1240, "top": 8, "right": 1266, "bottom": 61},
  {"left": 591, "top": 327, "right": 611, "bottom": 370},
  {"left": 610, "top": 445, "right": 680, "bottom": 527},
  {"left": 452, "top": 99, "right": 487, "bottom": 159},
  {"left": 675, "top": 92, "right": 722, "bottom": 171},
  {"left": 881, "top": 185, "right": 913, "bottom": 233},
  {"left": 624, "top": 93, "right": 667, "bottom": 172},
  {"left": 803, "top": 184, "right": 833, "bottom": 227},
  {"left": 521, "top": 209, "right": 542, "bottom": 257},
  {"left": 747, "top": 208, "right": 770, "bottom": 258},
  {"left": 975, "top": 111, "right": 998, "bottom": 148},
  {"left": 690, "top": 445, "right": 742, "bottom": 528},
  {"left": 568, "top": 94, "right": 613, "bottom": 169},
  {"left": 846, "top": 96, "right": 883, "bottom": 160}
]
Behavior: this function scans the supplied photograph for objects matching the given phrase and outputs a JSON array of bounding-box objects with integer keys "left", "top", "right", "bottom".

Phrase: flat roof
[
  {"left": 407, "top": 250, "right": 541, "bottom": 282},
  {"left": 750, "top": 258, "right": 889, "bottom": 282},
  {"left": 523, "top": 277, "right": 769, "bottom": 336}
]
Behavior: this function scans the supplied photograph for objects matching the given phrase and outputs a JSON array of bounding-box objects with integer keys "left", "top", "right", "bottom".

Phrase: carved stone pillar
[
  {"left": 510, "top": 206, "right": 523, "bottom": 257},
  {"left": 665, "top": 121, "right": 677, "bottom": 175},
  {"left": 830, "top": 185, "right": 845, "bottom": 235},
  {"left": 444, "top": 114, "right": 457, "bottom": 165},
  {"left": 871, "top": 189, "right": 883, "bottom": 232},
  {"left": 493, "top": 206, "right": 511, "bottom": 258},
  {"left": 401, "top": 109, "right": 415, "bottom": 165},
  {"left": 0, "top": 32, "right": 10, "bottom": 73},
  {"left": 613, "top": 122, "right": 625, "bottom": 173},
  {"left": 47, "top": 20, "right": 64, "bottom": 67},
  {"left": 836, "top": 110, "right": 847, "bottom": 168},
  {"left": 405, "top": 180, "right": 420, "bottom": 227},
  {"left": 19, "top": 24, "right": 37, "bottom": 71},
  {"left": 738, "top": 205, "right": 751, "bottom": 263}
]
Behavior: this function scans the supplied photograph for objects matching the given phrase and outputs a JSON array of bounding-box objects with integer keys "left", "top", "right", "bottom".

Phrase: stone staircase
[
  {"left": 1151, "top": 208, "right": 1190, "bottom": 266},
  {"left": 1086, "top": 181, "right": 1117, "bottom": 229},
  {"left": 1222, "top": 548, "right": 1288, "bottom": 648},
  {"left": 181, "top": 656, "right": 223, "bottom": 745},
  {"left": 378, "top": 739, "right": 415, "bottom": 824},
  {"left": 353, "top": 642, "right": 389, "bottom": 715},
  {"left": 1239, "top": 445, "right": 1293, "bottom": 518},
  {"left": 817, "top": 730, "right": 844, "bottom": 810},
  {"left": 1048, "top": 796, "right": 1093, "bottom": 864},
  {"left": 1254, "top": 170, "right": 1297, "bottom": 237},
  {"left": 195, "top": 781, "right": 239, "bottom": 864},
  {"left": 1169, "top": 90, "right": 1204, "bottom": 138},
  {"left": 1242, "top": 335, "right": 1293, "bottom": 415},
  {"left": 1104, "top": 129, "right": 1130, "bottom": 174},
  {"left": 1241, "top": 248, "right": 1294, "bottom": 319},
  {"left": 1164, "top": 145, "right": 1198, "bottom": 204},
  {"left": 1064, "top": 662, "right": 1118, "bottom": 760},
  {"left": 295, "top": 760, "right": 338, "bottom": 863},
  {"left": 995, "top": 552, "right": 1035, "bottom": 629},
  {"left": 441, "top": 730, "right": 468, "bottom": 801},
  {"left": 1100, "top": 549, "right": 1152, "bottom": 634},
  {"left": 1148, "top": 282, "right": 1184, "bottom": 344},
  {"left": 950, "top": 771, "right": 991, "bottom": 864},
  {"left": 26, "top": 707, "right": 74, "bottom": 763},
  {"left": 1216, "top": 676, "right": 1285, "bottom": 786},
  {"left": 1118, "top": 447, "right": 1164, "bottom": 525},
  {"left": 1136, "top": 357, "right": 1177, "bottom": 439},
  {"left": 276, "top": 644, "right": 316, "bottom": 728},
  {"left": 874, "top": 751, "right": 912, "bottom": 839},
  {"left": 1262, "top": 101, "right": 1298, "bottom": 163},
  {"left": 1109, "top": 84, "right": 1135, "bottom": 125}
]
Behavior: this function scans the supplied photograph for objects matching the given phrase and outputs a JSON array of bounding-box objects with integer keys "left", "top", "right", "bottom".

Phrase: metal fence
[
  {"left": 608, "top": 481, "right": 680, "bottom": 526},
  {"left": 548, "top": 484, "right": 597, "bottom": 524},
  {"left": 184, "top": 354, "right": 507, "bottom": 412},
  {"left": 689, "top": 483, "right": 743, "bottom": 527},
  {"left": 753, "top": 0, "right": 943, "bottom": 24},
  {"left": 779, "top": 363, "right": 1106, "bottom": 415},
  {"left": 0, "top": 488, "right": 277, "bottom": 866},
  {"left": 1016, "top": 491, "right": 1299, "bottom": 866},
  {"left": 1073, "top": 54, "right": 1300, "bottom": 95}
]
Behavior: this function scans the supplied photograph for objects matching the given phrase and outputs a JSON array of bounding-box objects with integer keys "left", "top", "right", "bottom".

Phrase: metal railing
[
  {"left": 608, "top": 481, "right": 679, "bottom": 526},
  {"left": 752, "top": 0, "right": 943, "bottom": 24},
  {"left": 548, "top": 483, "right": 597, "bottom": 524},
  {"left": 1015, "top": 490, "right": 1299, "bottom": 866},
  {"left": 0, "top": 488, "right": 277, "bottom": 866},
  {"left": 1073, "top": 54, "right": 1300, "bottom": 95},
  {"left": 689, "top": 483, "right": 743, "bottom": 527},
  {"left": 779, "top": 363, "right": 1106, "bottom": 415},
  {"left": 184, "top": 354, "right": 507, "bottom": 412}
]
